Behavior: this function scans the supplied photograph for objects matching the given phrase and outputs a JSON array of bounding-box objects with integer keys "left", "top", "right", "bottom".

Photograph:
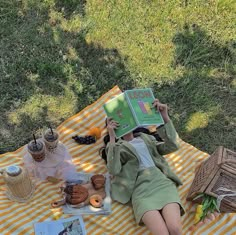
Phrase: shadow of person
[
  {"left": 172, "top": 24, "right": 234, "bottom": 70},
  {"left": 70, "top": 32, "right": 134, "bottom": 109},
  {"left": 152, "top": 24, "right": 236, "bottom": 153}
]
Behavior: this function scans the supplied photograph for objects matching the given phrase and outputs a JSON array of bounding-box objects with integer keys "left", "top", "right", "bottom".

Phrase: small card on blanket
[{"left": 34, "top": 216, "right": 86, "bottom": 235}]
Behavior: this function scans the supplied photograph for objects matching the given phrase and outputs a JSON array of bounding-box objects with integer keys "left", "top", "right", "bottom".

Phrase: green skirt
[{"left": 131, "top": 167, "right": 185, "bottom": 225}]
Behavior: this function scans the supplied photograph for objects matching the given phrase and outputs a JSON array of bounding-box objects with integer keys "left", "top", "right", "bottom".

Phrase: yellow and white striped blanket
[{"left": 0, "top": 86, "right": 235, "bottom": 235}]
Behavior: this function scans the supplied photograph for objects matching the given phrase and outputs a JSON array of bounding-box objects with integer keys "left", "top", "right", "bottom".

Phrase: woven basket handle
[{"left": 219, "top": 159, "right": 236, "bottom": 166}]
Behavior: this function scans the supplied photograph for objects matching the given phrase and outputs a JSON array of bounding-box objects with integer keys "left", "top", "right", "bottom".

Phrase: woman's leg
[
  {"left": 142, "top": 210, "right": 169, "bottom": 235},
  {"left": 161, "top": 203, "right": 182, "bottom": 235}
]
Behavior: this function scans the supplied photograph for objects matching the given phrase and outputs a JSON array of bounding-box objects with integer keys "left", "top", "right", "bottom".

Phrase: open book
[
  {"left": 103, "top": 88, "right": 164, "bottom": 138},
  {"left": 34, "top": 216, "right": 86, "bottom": 235}
]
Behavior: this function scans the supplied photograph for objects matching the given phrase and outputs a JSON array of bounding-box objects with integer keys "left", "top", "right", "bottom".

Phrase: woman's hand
[
  {"left": 152, "top": 99, "right": 170, "bottom": 123},
  {"left": 106, "top": 118, "right": 119, "bottom": 143}
]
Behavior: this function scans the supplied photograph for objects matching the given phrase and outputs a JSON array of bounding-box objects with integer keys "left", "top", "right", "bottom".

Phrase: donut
[
  {"left": 89, "top": 194, "right": 103, "bottom": 208},
  {"left": 64, "top": 185, "right": 88, "bottom": 204},
  {"left": 91, "top": 174, "right": 106, "bottom": 190}
]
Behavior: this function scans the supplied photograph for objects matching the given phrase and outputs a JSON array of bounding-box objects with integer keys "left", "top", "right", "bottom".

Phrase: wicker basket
[{"left": 186, "top": 146, "right": 236, "bottom": 212}]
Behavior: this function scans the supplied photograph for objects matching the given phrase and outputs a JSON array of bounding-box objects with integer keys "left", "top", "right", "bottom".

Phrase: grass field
[{"left": 0, "top": 0, "right": 235, "bottom": 154}]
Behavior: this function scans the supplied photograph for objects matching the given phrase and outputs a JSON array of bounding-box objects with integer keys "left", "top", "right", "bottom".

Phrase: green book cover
[
  {"left": 103, "top": 88, "right": 164, "bottom": 138},
  {"left": 103, "top": 93, "right": 137, "bottom": 138},
  {"left": 125, "top": 88, "right": 164, "bottom": 126}
]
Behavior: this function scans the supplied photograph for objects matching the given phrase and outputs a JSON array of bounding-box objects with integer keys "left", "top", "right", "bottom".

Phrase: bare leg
[
  {"left": 161, "top": 203, "right": 182, "bottom": 235},
  {"left": 142, "top": 210, "right": 169, "bottom": 235}
]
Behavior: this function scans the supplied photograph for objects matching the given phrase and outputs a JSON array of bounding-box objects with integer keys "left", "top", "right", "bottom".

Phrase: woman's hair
[
  {"left": 99, "top": 126, "right": 162, "bottom": 164},
  {"left": 99, "top": 118, "right": 115, "bottom": 163},
  {"left": 99, "top": 134, "right": 117, "bottom": 163}
]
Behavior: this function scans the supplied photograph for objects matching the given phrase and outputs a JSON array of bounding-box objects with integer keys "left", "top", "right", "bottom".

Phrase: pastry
[
  {"left": 91, "top": 174, "right": 106, "bottom": 190},
  {"left": 64, "top": 185, "right": 88, "bottom": 204}
]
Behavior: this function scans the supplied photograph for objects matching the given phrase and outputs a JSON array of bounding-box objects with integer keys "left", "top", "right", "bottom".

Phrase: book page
[
  {"left": 103, "top": 93, "right": 137, "bottom": 138},
  {"left": 125, "top": 88, "right": 164, "bottom": 126}
]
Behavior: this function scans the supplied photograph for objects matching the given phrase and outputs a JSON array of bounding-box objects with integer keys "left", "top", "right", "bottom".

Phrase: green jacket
[{"left": 106, "top": 120, "right": 182, "bottom": 204}]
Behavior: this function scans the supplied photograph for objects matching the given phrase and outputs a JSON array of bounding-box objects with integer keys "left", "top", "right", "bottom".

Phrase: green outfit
[{"left": 106, "top": 120, "right": 185, "bottom": 224}]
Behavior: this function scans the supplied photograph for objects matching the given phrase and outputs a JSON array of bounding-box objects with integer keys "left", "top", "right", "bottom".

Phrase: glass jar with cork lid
[{"left": 0, "top": 165, "right": 35, "bottom": 202}]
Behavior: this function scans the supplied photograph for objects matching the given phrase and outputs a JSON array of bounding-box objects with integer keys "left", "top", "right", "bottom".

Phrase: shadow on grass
[
  {"left": 153, "top": 24, "right": 236, "bottom": 153},
  {"left": 0, "top": 1, "right": 135, "bottom": 153},
  {"left": 54, "top": 0, "right": 87, "bottom": 18},
  {"left": 0, "top": 107, "right": 50, "bottom": 153}
]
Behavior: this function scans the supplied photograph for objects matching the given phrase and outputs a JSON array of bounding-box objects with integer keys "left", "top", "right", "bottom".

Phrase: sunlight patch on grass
[
  {"left": 48, "top": 8, "right": 64, "bottom": 25},
  {"left": 52, "top": 27, "right": 60, "bottom": 44},
  {"left": 185, "top": 111, "right": 213, "bottom": 132},
  {"left": 66, "top": 46, "right": 78, "bottom": 61},
  {"left": 27, "top": 73, "right": 40, "bottom": 82},
  {"left": 48, "top": 8, "right": 82, "bottom": 33},
  {"left": 21, "top": 0, "right": 54, "bottom": 12},
  {"left": 209, "top": 68, "right": 231, "bottom": 80},
  {"left": 231, "top": 79, "right": 236, "bottom": 90},
  {"left": 185, "top": 106, "right": 221, "bottom": 132},
  {"left": 8, "top": 92, "right": 77, "bottom": 125},
  {"left": 60, "top": 15, "right": 82, "bottom": 32},
  {"left": 62, "top": 63, "right": 83, "bottom": 93}
]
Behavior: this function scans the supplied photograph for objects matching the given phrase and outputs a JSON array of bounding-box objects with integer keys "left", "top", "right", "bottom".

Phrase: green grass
[{"left": 0, "top": 0, "right": 235, "bottom": 154}]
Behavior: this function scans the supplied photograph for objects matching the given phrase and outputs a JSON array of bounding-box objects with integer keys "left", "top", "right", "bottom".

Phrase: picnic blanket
[{"left": 0, "top": 86, "right": 235, "bottom": 235}]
